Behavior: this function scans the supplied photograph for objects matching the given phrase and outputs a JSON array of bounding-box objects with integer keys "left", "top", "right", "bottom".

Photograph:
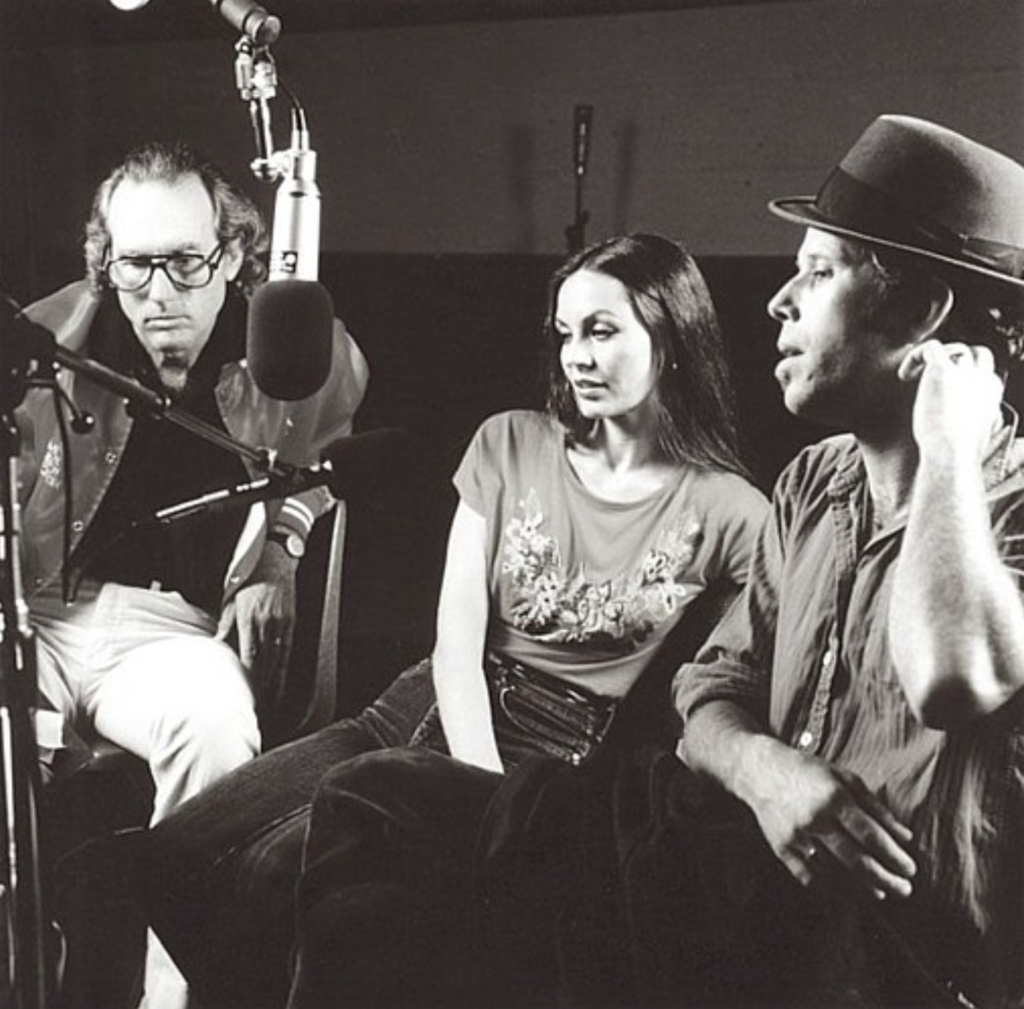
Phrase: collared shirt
[{"left": 674, "top": 430, "right": 1024, "bottom": 1001}]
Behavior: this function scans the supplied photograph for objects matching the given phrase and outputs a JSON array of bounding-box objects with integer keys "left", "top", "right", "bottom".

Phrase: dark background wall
[
  {"left": 1, "top": 0, "right": 1019, "bottom": 711},
  {"left": 1, "top": 0, "right": 1019, "bottom": 294}
]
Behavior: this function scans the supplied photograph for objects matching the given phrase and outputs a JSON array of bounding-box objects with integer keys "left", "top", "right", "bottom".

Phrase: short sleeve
[
  {"left": 452, "top": 412, "right": 514, "bottom": 518},
  {"left": 703, "top": 475, "right": 770, "bottom": 587}
]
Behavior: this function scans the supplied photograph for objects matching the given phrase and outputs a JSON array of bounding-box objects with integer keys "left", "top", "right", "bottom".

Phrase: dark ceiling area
[{"left": 3, "top": 0, "right": 799, "bottom": 50}]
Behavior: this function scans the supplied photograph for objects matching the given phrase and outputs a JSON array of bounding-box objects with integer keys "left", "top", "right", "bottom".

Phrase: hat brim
[{"left": 769, "top": 196, "right": 1024, "bottom": 291}]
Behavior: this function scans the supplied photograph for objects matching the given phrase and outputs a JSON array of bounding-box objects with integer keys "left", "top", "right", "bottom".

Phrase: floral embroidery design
[
  {"left": 40, "top": 438, "right": 62, "bottom": 489},
  {"left": 502, "top": 488, "right": 703, "bottom": 650}
]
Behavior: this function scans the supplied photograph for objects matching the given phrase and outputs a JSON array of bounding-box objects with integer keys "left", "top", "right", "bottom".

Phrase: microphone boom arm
[{"left": 53, "top": 345, "right": 285, "bottom": 477}]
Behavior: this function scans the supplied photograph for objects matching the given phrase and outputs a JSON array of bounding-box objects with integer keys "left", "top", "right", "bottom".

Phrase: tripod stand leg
[
  {"left": 1, "top": 702, "right": 52, "bottom": 1009},
  {"left": 1, "top": 415, "right": 54, "bottom": 1008}
]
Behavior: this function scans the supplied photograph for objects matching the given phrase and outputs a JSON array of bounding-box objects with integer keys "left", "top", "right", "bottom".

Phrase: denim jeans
[
  {"left": 284, "top": 664, "right": 622, "bottom": 1009},
  {"left": 148, "top": 656, "right": 620, "bottom": 1008},
  {"left": 146, "top": 658, "right": 437, "bottom": 1009},
  {"left": 287, "top": 746, "right": 988, "bottom": 1009},
  {"left": 288, "top": 748, "right": 507, "bottom": 1009}
]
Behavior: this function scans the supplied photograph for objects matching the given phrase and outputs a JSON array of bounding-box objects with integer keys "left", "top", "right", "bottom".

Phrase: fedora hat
[{"left": 769, "top": 114, "right": 1024, "bottom": 289}]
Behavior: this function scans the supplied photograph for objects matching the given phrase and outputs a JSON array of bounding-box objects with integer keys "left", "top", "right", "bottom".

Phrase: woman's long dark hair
[{"left": 544, "top": 233, "right": 749, "bottom": 478}]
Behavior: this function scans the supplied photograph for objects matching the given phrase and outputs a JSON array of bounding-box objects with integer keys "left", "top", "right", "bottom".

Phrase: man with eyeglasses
[{"left": 17, "top": 140, "right": 368, "bottom": 1007}]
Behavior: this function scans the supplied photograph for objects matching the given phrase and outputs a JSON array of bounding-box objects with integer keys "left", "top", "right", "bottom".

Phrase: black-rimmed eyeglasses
[{"left": 103, "top": 244, "right": 226, "bottom": 292}]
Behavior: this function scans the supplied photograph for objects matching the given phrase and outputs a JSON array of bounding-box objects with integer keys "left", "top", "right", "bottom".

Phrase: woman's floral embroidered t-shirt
[{"left": 454, "top": 411, "right": 767, "bottom": 696}]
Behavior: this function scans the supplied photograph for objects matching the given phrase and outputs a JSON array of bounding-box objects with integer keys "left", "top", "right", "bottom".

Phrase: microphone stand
[
  {"left": 0, "top": 316, "right": 59, "bottom": 1008},
  {"left": 0, "top": 410, "right": 49, "bottom": 1009},
  {"left": 0, "top": 316, "right": 296, "bottom": 1008},
  {"left": 565, "top": 105, "right": 592, "bottom": 255},
  {"left": 235, "top": 35, "right": 278, "bottom": 184},
  {"left": 566, "top": 172, "right": 589, "bottom": 255},
  {"left": 54, "top": 346, "right": 287, "bottom": 474}
]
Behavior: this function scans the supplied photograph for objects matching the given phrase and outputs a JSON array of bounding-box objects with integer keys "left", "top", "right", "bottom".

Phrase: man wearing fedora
[{"left": 663, "top": 114, "right": 1024, "bottom": 1006}]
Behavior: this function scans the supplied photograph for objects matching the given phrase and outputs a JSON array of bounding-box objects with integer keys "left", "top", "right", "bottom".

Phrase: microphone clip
[
  {"left": 233, "top": 37, "right": 319, "bottom": 224},
  {"left": 235, "top": 38, "right": 280, "bottom": 183}
]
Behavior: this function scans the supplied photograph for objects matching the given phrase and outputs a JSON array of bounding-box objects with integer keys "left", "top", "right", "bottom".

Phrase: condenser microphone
[
  {"left": 249, "top": 104, "right": 332, "bottom": 400},
  {"left": 247, "top": 279, "right": 333, "bottom": 400},
  {"left": 210, "top": 0, "right": 281, "bottom": 45},
  {"left": 269, "top": 110, "right": 320, "bottom": 282},
  {"left": 573, "top": 104, "right": 593, "bottom": 178}
]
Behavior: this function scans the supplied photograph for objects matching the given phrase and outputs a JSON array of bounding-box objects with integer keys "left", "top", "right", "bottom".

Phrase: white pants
[
  {"left": 32, "top": 581, "right": 261, "bottom": 821},
  {"left": 32, "top": 581, "right": 261, "bottom": 1007}
]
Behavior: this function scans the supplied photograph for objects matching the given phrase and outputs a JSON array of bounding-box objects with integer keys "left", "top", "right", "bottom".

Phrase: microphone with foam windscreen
[
  {"left": 247, "top": 279, "right": 334, "bottom": 401},
  {"left": 223, "top": 2, "right": 332, "bottom": 402},
  {"left": 318, "top": 427, "right": 409, "bottom": 499},
  {"left": 247, "top": 100, "right": 334, "bottom": 400}
]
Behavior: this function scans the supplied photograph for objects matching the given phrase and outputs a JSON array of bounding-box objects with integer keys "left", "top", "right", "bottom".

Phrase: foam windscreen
[{"left": 247, "top": 279, "right": 334, "bottom": 401}]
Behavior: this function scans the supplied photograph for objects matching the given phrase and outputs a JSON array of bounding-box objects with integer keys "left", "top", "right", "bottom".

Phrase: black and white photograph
[{"left": 0, "top": 1, "right": 1021, "bottom": 1006}]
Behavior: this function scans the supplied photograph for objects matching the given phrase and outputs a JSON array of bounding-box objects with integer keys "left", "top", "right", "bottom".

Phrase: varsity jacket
[{"left": 15, "top": 280, "right": 369, "bottom": 607}]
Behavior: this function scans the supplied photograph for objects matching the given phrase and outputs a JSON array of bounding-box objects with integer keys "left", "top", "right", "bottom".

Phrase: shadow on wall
[{"left": 321, "top": 252, "right": 819, "bottom": 714}]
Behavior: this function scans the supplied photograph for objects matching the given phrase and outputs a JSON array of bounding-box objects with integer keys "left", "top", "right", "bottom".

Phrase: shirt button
[
  {"left": 71, "top": 520, "right": 84, "bottom": 532},
  {"left": 797, "top": 730, "right": 814, "bottom": 749},
  {"left": 104, "top": 451, "right": 118, "bottom": 464}
]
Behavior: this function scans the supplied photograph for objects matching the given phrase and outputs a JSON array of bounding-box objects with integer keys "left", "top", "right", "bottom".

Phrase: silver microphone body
[{"left": 269, "top": 144, "right": 320, "bottom": 282}]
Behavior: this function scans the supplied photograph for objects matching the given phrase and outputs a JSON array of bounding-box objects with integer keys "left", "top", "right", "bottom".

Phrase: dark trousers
[
  {"left": 285, "top": 746, "right": 985, "bottom": 1009},
  {"left": 145, "top": 659, "right": 438, "bottom": 1009},
  {"left": 282, "top": 744, "right": 796, "bottom": 1009},
  {"left": 288, "top": 748, "right": 506, "bottom": 1009}
]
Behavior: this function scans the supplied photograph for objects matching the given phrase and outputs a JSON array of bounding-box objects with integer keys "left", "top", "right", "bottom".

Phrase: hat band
[{"left": 817, "top": 168, "right": 1024, "bottom": 279}]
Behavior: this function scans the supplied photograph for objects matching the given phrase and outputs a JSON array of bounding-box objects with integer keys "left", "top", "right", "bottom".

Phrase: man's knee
[
  {"left": 144, "top": 693, "right": 259, "bottom": 817},
  {"left": 304, "top": 751, "right": 424, "bottom": 848},
  {"left": 301, "top": 748, "right": 500, "bottom": 895},
  {"left": 152, "top": 697, "right": 259, "bottom": 766},
  {"left": 312, "top": 747, "right": 497, "bottom": 830}
]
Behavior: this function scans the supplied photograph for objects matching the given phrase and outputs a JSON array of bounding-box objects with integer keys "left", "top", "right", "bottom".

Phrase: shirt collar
[
  {"left": 89, "top": 290, "right": 247, "bottom": 402},
  {"left": 826, "top": 413, "right": 1024, "bottom": 518}
]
